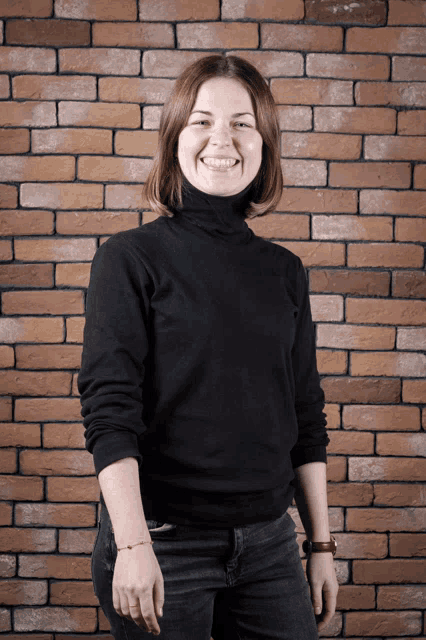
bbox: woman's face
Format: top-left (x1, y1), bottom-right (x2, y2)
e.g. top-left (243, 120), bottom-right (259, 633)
top-left (177, 77), bottom-right (263, 197)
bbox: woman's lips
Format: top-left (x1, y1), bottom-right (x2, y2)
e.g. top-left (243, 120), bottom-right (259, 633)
top-left (200, 157), bottom-right (239, 171)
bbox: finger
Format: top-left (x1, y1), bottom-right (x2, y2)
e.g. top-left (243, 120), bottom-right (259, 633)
top-left (153, 576), bottom-right (164, 619)
top-left (140, 593), bottom-right (161, 635)
top-left (112, 586), bottom-right (124, 618)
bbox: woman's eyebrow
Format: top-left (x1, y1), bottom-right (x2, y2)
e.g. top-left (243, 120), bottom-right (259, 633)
top-left (190, 110), bottom-right (255, 118)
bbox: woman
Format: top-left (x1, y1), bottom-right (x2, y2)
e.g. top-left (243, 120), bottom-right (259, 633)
top-left (78, 54), bottom-right (339, 640)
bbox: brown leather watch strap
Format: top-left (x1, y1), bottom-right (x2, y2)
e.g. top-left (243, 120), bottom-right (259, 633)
top-left (302, 534), bottom-right (337, 556)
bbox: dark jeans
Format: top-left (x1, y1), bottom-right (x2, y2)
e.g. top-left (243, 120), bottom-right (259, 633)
top-left (92, 504), bottom-right (319, 640)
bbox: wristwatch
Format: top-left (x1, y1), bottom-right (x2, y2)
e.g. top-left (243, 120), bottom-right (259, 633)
top-left (302, 534), bottom-right (337, 556)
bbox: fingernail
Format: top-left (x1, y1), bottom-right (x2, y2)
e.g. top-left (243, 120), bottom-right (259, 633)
top-left (315, 607), bottom-right (321, 614)
top-left (159, 608), bottom-right (163, 617)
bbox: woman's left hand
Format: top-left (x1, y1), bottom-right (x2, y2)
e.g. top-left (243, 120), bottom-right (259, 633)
top-left (306, 551), bottom-right (339, 633)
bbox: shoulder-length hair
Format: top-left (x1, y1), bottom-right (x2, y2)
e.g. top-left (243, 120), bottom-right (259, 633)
top-left (143, 54), bottom-right (283, 219)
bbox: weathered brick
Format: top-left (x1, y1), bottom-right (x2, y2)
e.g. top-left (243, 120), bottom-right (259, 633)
top-left (177, 23), bottom-right (258, 49)
top-left (306, 0), bottom-right (386, 24)
top-left (0, 75), bottom-right (8, 98)
top-left (15, 345), bottom-right (82, 370)
top-left (57, 211), bottom-right (138, 236)
top-left (225, 52), bottom-right (304, 81)
top-left (346, 298), bottom-right (426, 325)
top-left (397, 327), bottom-right (426, 351)
top-left (47, 477), bottom-right (99, 502)
top-left (142, 105), bottom-right (161, 129)
top-left (377, 433), bottom-right (426, 457)
top-left (77, 156), bottom-right (152, 182)
top-left (0, 46), bottom-right (55, 72)
top-left (0, 101), bottom-right (56, 127)
top-left (316, 349), bottom-right (347, 374)
top-left (16, 503), bottom-right (94, 527)
top-left (347, 27), bottom-right (426, 54)
top-left (414, 164), bottom-right (426, 187)
top-left (0, 185), bottom-right (17, 208)
top-left (0, 370), bottom-right (70, 395)
top-left (142, 50), bottom-right (213, 77)
top-left (139, 0), bottom-right (218, 20)
top-left (0, 528), bottom-right (54, 552)
top-left (0, 579), bottom-right (47, 605)
top-left (278, 106), bottom-right (312, 131)
top-left (388, 0), bottom-right (426, 25)
top-left (351, 351), bottom-right (426, 377)
top-left (0, 156), bottom-right (75, 182)
top-left (282, 132), bottom-right (361, 159)
top-left (59, 528), bottom-right (97, 554)
top-left (312, 214), bottom-right (392, 240)
top-left (310, 295), bottom-right (343, 321)
top-left (66, 317), bottom-right (85, 343)
top-left (6, 19), bottom-right (90, 46)
top-left (276, 241), bottom-right (345, 266)
top-left (392, 270), bottom-right (426, 299)
top-left (43, 423), bottom-right (85, 448)
top-left (344, 405), bottom-right (420, 431)
top-left (327, 483), bottom-right (374, 507)
top-left (395, 219), bottom-right (426, 243)
top-left (58, 101), bottom-right (140, 127)
top-left (317, 324), bottom-right (395, 350)
top-left (390, 534), bottom-right (426, 557)
top-left (223, 0), bottom-right (303, 19)
top-left (314, 106), bottom-right (396, 134)
top-left (271, 78), bottom-right (353, 105)
top-left (281, 160), bottom-right (326, 186)
top-left (0, 129), bottom-right (30, 154)
top-left (13, 75), bottom-right (96, 101)
top-left (32, 128), bottom-right (112, 154)
top-left (59, 48), bottom-right (140, 75)
top-left (14, 606), bottom-right (96, 632)
top-left (310, 269), bottom-right (390, 295)
top-left (346, 611), bottom-right (422, 635)
top-left (365, 135), bottom-right (426, 161)
top-left (330, 162), bottom-right (410, 187)
top-left (21, 183), bottom-right (103, 209)
top-left (0, 398), bottom-right (12, 421)
top-left (307, 53), bottom-right (389, 79)
top-left (262, 24), bottom-right (343, 52)
top-left (99, 77), bottom-right (172, 103)
top-left (360, 190), bottom-right (426, 216)
top-left (0, 239), bottom-right (12, 261)
top-left (0, 345), bottom-right (14, 366)
top-left (0, 607), bottom-right (11, 630)
top-left (0, 1), bottom-right (52, 17)
top-left (398, 110), bottom-right (426, 135)
top-left (321, 377), bottom-right (401, 404)
top-left (0, 474), bottom-right (43, 500)
top-left (55, 0), bottom-right (137, 20)
top-left (2, 291), bottom-right (83, 315)
top-left (50, 581), bottom-right (97, 606)
top-left (375, 483), bottom-right (426, 505)
top-left (0, 318), bottom-right (63, 343)
top-left (327, 430), bottom-right (373, 455)
top-left (355, 81), bottom-right (426, 106)
top-left (349, 460), bottom-right (426, 483)
top-left (393, 56), bottom-right (426, 81)
top-left (277, 188), bottom-right (357, 212)
top-left (115, 131), bottom-right (158, 156)
top-left (403, 379), bottom-right (426, 403)
top-left (55, 263), bottom-right (91, 287)
top-left (93, 21), bottom-right (173, 47)
top-left (105, 184), bottom-right (147, 209)
top-left (378, 585), bottom-right (426, 608)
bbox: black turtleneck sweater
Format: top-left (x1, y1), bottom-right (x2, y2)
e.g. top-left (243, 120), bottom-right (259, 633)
top-left (77, 180), bottom-right (329, 528)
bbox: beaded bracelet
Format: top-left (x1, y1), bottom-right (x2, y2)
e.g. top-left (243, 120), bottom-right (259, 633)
top-left (117, 540), bottom-right (154, 551)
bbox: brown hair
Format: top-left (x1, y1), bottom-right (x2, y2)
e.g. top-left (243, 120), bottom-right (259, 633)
top-left (143, 54), bottom-right (283, 219)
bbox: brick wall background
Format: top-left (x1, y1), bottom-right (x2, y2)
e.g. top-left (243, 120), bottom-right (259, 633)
top-left (0, 0), bottom-right (425, 638)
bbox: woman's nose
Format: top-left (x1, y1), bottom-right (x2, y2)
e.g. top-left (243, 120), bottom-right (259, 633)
top-left (209, 124), bottom-right (232, 146)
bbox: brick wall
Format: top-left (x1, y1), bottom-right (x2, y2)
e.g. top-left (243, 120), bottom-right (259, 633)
top-left (0, 0), bottom-right (425, 638)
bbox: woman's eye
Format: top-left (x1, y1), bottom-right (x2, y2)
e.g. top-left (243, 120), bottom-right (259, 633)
top-left (235, 122), bottom-right (251, 128)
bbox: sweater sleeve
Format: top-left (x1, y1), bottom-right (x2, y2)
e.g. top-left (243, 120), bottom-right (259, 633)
top-left (289, 257), bottom-right (330, 469)
top-left (77, 235), bottom-right (151, 478)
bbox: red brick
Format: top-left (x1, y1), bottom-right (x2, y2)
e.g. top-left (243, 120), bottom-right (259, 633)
top-left (77, 156), bottom-right (151, 182)
top-left (414, 164), bottom-right (426, 187)
top-left (20, 183), bottom-right (103, 209)
top-left (328, 430), bottom-right (373, 455)
top-left (2, 291), bottom-right (83, 315)
top-left (0, 397), bottom-right (12, 421)
top-left (13, 74), bottom-right (96, 100)
top-left (246, 213), bottom-right (309, 239)
top-left (55, 263), bottom-right (91, 287)
top-left (223, 0), bottom-right (302, 19)
top-left (0, 47), bottom-right (56, 73)
top-left (105, 184), bottom-right (147, 209)
top-left (57, 212), bottom-right (138, 236)
top-left (0, 101), bottom-right (56, 127)
top-left (66, 318), bottom-right (85, 343)
top-left (0, 579), bottom-right (47, 605)
top-left (307, 53), bottom-right (389, 79)
top-left (397, 327), bottom-right (426, 350)
top-left (321, 377), bottom-right (401, 403)
top-left (360, 190), bottom-right (426, 215)
top-left (0, 474), bottom-right (43, 500)
top-left (6, 19), bottom-right (90, 46)
top-left (43, 423), bottom-right (85, 448)
top-left (0, 259), bottom-right (54, 288)
top-left (32, 128), bottom-right (112, 154)
top-left (50, 581), bottom-right (97, 606)
top-left (281, 160), bottom-right (326, 186)
top-left (365, 135), bottom-right (426, 161)
top-left (16, 503), bottom-right (95, 527)
top-left (0, 528), bottom-right (54, 552)
top-left (142, 105), bottom-right (161, 129)
top-left (347, 297), bottom-right (426, 325)
top-left (310, 295), bottom-right (344, 321)
top-left (314, 106), bottom-right (396, 134)
top-left (375, 483), bottom-right (426, 506)
top-left (226, 51), bottom-right (303, 78)
top-left (332, 162), bottom-right (410, 187)
top-left (139, 0), bottom-right (218, 19)
top-left (346, 611), bottom-right (422, 636)
top-left (0, 1), bottom-right (52, 17)
top-left (115, 131), bottom-right (158, 157)
top-left (58, 101), bottom-right (140, 127)
top-left (282, 132), bottom-right (361, 160)
top-left (313, 214), bottom-right (392, 240)
top-left (395, 219), bottom-right (426, 243)
top-left (0, 209), bottom-right (53, 236)
top-left (403, 379), bottom-right (426, 403)
top-left (0, 423), bottom-right (40, 447)
top-left (262, 24), bottom-right (343, 52)
top-left (0, 156), bottom-right (74, 182)
top-left (378, 585), bottom-right (426, 609)
top-left (355, 81), bottom-right (426, 106)
top-left (14, 238), bottom-right (95, 262)
top-left (55, 0), bottom-right (137, 20)
top-left (393, 270), bottom-right (426, 299)
top-left (393, 56), bottom-right (426, 81)
top-left (276, 241), bottom-right (345, 266)
top-left (350, 459), bottom-right (426, 482)
top-left (0, 239), bottom-right (12, 260)
top-left (271, 78), bottom-right (352, 105)
top-left (0, 129), bottom-right (29, 153)
top-left (93, 21), bottom-right (173, 47)
top-left (278, 106), bottom-right (311, 131)
top-left (0, 451), bottom-right (17, 474)
top-left (317, 324), bottom-right (395, 350)
top-left (388, 0), bottom-right (426, 25)
top-left (377, 433), bottom-right (426, 457)
top-left (47, 477), bottom-right (99, 502)
top-left (0, 185), bottom-right (17, 207)
top-left (389, 535), bottom-right (426, 557)
top-left (306, 0), bottom-right (386, 24)
top-left (348, 27), bottom-right (426, 54)
top-left (14, 606), bottom-right (96, 633)
top-left (177, 23), bottom-right (258, 49)
top-left (0, 608), bottom-right (11, 631)
top-left (0, 345), bottom-right (14, 366)
top-left (0, 317), bottom-right (63, 343)
top-left (59, 528), bottom-right (97, 554)
top-left (343, 405), bottom-right (420, 431)
top-left (142, 50), bottom-right (213, 77)
top-left (398, 110), bottom-right (426, 135)
top-left (329, 274), bottom-right (378, 303)
top-left (99, 77), bottom-right (172, 103)
top-left (317, 349), bottom-right (347, 374)
top-left (351, 351), bottom-right (426, 377)
top-left (60, 48), bottom-right (140, 75)
top-left (348, 243), bottom-right (423, 268)
top-left (277, 187), bottom-right (357, 212)
top-left (15, 345), bottom-right (82, 370)
top-left (327, 483), bottom-right (373, 506)
top-left (15, 399), bottom-right (82, 423)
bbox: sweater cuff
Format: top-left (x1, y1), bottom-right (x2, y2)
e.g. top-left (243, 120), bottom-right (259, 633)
top-left (91, 432), bottom-right (143, 478)
top-left (291, 445), bottom-right (327, 470)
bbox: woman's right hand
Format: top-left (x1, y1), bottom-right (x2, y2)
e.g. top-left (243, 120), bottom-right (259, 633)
top-left (112, 543), bottom-right (164, 636)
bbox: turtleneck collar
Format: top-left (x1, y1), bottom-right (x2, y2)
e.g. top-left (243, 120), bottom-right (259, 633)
top-left (171, 177), bottom-right (254, 244)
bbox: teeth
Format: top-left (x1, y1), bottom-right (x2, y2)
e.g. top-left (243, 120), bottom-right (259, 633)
top-left (202, 157), bottom-right (237, 168)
